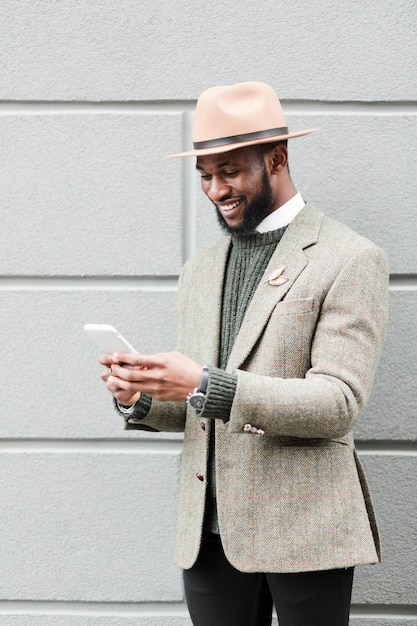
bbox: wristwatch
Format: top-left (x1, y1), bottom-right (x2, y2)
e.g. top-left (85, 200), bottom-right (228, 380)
top-left (186, 366), bottom-right (209, 413)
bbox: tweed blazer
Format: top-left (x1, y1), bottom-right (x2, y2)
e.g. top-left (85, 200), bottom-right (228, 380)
top-left (125, 203), bottom-right (389, 573)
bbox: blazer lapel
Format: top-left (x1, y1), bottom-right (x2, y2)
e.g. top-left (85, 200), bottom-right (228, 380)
top-left (226, 204), bottom-right (324, 371)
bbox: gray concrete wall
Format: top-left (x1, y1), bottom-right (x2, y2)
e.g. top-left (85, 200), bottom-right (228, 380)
top-left (0, 0), bottom-right (416, 623)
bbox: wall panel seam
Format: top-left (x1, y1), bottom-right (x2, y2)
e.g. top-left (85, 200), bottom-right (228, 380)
top-left (0, 101), bottom-right (416, 115)
top-left (0, 440), bottom-right (415, 454)
top-left (0, 275), bottom-right (415, 290)
top-left (0, 601), bottom-right (189, 616)
top-left (0, 600), bottom-right (415, 618)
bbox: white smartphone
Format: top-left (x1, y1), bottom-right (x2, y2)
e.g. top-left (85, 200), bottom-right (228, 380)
top-left (83, 324), bottom-right (137, 353)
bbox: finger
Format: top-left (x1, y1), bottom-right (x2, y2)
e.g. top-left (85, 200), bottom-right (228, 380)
top-left (111, 362), bottom-right (148, 382)
top-left (112, 352), bottom-right (157, 369)
top-left (111, 352), bottom-right (141, 366)
top-left (106, 375), bottom-right (129, 393)
top-left (99, 352), bottom-right (115, 366)
top-left (102, 364), bottom-right (114, 378)
top-left (104, 374), bottom-right (141, 405)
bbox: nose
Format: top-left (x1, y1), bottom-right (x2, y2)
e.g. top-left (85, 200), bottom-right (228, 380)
top-left (207, 177), bottom-right (231, 203)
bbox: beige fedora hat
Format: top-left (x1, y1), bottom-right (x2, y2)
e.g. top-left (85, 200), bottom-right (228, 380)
top-left (167, 81), bottom-right (318, 158)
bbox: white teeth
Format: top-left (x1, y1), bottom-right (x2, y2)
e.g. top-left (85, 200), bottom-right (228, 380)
top-left (222, 200), bottom-right (241, 212)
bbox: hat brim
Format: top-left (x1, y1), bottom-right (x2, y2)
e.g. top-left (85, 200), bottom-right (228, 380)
top-left (166, 127), bottom-right (319, 158)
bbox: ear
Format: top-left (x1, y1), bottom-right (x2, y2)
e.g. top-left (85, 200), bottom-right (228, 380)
top-left (269, 145), bottom-right (288, 174)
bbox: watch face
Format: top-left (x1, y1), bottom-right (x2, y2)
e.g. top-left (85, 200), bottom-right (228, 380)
top-left (189, 393), bottom-right (205, 410)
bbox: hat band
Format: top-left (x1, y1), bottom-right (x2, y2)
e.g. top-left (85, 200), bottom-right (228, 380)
top-left (193, 126), bottom-right (289, 150)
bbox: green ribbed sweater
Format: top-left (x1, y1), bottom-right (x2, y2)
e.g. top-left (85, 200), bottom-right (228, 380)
top-left (201, 226), bottom-right (287, 532)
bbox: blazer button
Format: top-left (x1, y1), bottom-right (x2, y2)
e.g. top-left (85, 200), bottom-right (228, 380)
top-left (195, 472), bottom-right (204, 482)
top-left (200, 421), bottom-right (206, 431)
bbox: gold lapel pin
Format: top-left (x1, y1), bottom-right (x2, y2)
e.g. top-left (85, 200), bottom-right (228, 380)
top-left (265, 265), bottom-right (289, 286)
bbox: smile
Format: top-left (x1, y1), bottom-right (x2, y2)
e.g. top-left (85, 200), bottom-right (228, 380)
top-left (220, 199), bottom-right (243, 212)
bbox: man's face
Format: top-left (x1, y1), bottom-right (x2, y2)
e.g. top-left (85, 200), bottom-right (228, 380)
top-left (196, 146), bottom-right (275, 236)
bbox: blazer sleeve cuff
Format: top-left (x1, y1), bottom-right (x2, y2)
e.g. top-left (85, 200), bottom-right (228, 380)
top-left (113, 392), bottom-right (153, 424)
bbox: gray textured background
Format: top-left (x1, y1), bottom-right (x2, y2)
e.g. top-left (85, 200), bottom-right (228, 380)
top-left (0, 0), bottom-right (416, 623)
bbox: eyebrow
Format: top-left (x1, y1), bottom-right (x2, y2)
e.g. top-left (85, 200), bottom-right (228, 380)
top-left (196, 160), bottom-right (237, 172)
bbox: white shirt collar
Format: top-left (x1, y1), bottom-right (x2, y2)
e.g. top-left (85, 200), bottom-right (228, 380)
top-left (255, 192), bottom-right (305, 233)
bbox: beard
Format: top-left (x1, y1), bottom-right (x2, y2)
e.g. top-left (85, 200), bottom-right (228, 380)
top-left (215, 168), bottom-right (274, 237)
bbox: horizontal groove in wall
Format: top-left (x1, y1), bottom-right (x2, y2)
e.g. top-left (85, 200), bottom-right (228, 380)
top-left (0, 101), bottom-right (196, 114)
top-left (0, 438), bottom-right (183, 454)
top-left (0, 601), bottom-right (414, 618)
top-left (0, 274), bottom-right (415, 290)
top-left (355, 440), bottom-right (417, 455)
top-left (0, 439), bottom-right (415, 455)
top-left (389, 274), bottom-right (417, 290)
top-left (0, 276), bottom-right (179, 291)
top-left (286, 101), bottom-right (417, 116)
top-left (0, 100), bottom-right (416, 115)
top-left (351, 604), bottom-right (417, 617)
top-left (0, 601), bottom-right (188, 616)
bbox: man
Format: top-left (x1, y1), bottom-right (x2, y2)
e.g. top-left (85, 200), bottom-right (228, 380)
top-left (100, 82), bottom-right (388, 625)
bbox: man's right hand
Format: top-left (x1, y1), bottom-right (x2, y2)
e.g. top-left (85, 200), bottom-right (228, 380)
top-left (99, 352), bottom-right (141, 407)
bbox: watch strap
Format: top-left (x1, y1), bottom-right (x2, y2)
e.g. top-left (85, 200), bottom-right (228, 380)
top-left (186, 366), bottom-right (209, 412)
top-left (197, 366), bottom-right (209, 394)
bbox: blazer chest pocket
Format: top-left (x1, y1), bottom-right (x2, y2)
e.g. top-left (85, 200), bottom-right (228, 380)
top-left (273, 296), bottom-right (316, 315)
top-left (248, 297), bottom-right (319, 377)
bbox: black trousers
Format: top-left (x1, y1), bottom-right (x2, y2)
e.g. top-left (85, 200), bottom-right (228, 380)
top-left (183, 532), bottom-right (354, 626)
